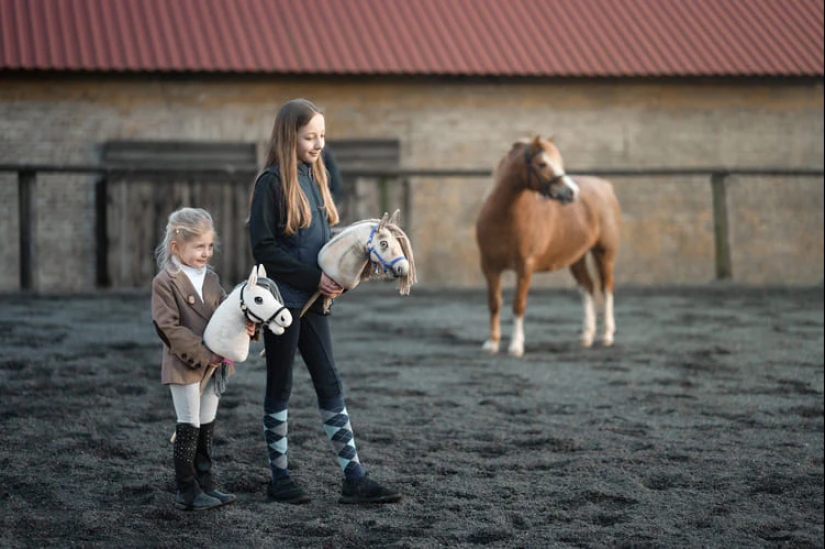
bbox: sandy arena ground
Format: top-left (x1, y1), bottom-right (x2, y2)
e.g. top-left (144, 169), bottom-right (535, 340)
top-left (0, 283), bottom-right (822, 548)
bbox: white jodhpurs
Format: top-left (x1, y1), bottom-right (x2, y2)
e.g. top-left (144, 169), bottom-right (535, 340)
top-left (169, 378), bottom-right (220, 426)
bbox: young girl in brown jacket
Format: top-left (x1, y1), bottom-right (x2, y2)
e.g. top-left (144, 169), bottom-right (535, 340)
top-left (152, 207), bottom-right (251, 511)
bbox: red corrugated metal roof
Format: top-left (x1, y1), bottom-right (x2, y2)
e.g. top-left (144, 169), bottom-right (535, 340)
top-left (1, 0), bottom-right (822, 77)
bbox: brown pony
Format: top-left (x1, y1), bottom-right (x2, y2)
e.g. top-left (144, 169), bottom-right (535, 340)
top-left (475, 136), bottom-right (621, 356)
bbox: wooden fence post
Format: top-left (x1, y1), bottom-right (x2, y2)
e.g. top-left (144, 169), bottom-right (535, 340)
top-left (378, 176), bottom-right (390, 215)
top-left (402, 178), bottom-right (411, 229)
top-left (18, 170), bottom-right (37, 291)
top-left (95, 175), bottom-right (110, 287)
top-left (711, 172), bottom-right (732, 280)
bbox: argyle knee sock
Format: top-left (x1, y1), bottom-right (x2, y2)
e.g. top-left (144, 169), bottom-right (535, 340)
top-left (320, 400), bottom-right (365, 481)
top-left (264, 408), bottom-right (289, 480)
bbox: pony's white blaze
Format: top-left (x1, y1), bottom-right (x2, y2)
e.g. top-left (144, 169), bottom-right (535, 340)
top-left (509, 315), bottom-right (525, 357)
top-left (542, 152), bottom-right (580, 201)
top-left (562, 175), bottom-right (580, 200)
top-left (541, 152), bottom-right (564, 180)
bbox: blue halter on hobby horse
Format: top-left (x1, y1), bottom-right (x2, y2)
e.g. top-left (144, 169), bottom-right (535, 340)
top-left (366, 225), bottom-right (407, 275)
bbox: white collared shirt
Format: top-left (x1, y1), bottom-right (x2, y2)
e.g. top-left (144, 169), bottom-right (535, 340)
top-left (180, 263), bottom-right (206, 302)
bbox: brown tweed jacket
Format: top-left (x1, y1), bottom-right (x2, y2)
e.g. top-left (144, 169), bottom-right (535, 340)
top-left (151, 267), bottom-right (234, 385)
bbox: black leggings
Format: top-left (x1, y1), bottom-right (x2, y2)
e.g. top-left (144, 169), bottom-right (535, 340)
top-left (262, 308), bottom-right (343, 412)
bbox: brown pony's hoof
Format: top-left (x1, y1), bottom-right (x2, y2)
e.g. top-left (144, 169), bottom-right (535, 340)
top-left (481, 340), bottom-right (500, 354)
top-left (580, 338), bottom-right (594, 348)
top-left (507, 341), bottom-right (524, 357)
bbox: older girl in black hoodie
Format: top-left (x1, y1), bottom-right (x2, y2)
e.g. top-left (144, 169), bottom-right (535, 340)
top-left (248, 98), bottom-right (400, 505)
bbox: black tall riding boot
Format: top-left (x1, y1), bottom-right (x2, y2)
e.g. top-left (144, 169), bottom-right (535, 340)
top-left (174, 423), bottom-right (221, 511)
top-left (195, 421), bottom-right (236, 505)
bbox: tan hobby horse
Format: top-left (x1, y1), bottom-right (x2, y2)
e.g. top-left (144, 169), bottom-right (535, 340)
top-left (300, 210), bottom-right (417, 316)
top-left (476, 136), bottom-right (621, 356)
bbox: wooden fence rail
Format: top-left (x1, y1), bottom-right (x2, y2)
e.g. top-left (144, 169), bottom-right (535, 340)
top-left (1, 164), bottom-right (822, 291)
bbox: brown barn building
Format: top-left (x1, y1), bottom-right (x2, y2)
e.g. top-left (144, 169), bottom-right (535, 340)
top-left (1, 0), bottom-right (823, 292)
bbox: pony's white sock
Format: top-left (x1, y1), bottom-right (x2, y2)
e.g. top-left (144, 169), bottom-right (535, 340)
top-left (580, 290), bottom-right (596, 347)
top-left (602, 291), bottom-right (615, 345)
top-left (509, 316), bottom-right (525, 356)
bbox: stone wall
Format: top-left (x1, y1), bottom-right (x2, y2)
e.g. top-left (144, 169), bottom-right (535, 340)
top-left (0, 76), bottom-right (822, 291)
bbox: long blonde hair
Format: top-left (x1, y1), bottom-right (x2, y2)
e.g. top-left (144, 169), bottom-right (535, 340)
top-left (255, 98), bottom-right (339, 235)
top-left (154, 207), bottom-right (216, 273)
